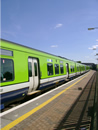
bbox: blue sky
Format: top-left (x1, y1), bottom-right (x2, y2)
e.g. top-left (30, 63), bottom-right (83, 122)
top-left (1, 0), bottom-right (98, 64)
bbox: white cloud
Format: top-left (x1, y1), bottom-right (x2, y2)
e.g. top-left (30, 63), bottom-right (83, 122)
top-left (96, 39), bottom-right (98, 42)
top-left (54, 23), bottom-right (63, 29)
top-left (51, 45), bottom-right (58, 48)
top-left (88, 45), bottom-right (98, 50)
top-left (88, 47), bottom-right (96, 50)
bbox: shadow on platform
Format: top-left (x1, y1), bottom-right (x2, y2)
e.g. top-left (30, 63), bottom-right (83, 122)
top-left (55, 72), bottom-right (96, 130)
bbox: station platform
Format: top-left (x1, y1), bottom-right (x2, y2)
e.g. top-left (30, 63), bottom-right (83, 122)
top-left (0, 70), bottom-right (97, 130)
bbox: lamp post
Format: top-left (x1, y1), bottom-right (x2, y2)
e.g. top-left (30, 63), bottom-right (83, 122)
top-left (88, 27), bottom-right (98, 30)
top-left (88, 27), bottom-right (98, 64)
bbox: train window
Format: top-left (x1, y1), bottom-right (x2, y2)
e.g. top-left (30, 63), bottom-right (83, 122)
top-left (34, 63), bottom-right (38, 76)
top-left (0, 58), bottom-right (14, 82)
top-left (55, 64), bottom-right (59, 74)
top-left (28, 62), bottom-right (32, 77)
top-left (60, 65), bottom-right (64, 74)
top-left (47, 63), bottom-right (53, 76)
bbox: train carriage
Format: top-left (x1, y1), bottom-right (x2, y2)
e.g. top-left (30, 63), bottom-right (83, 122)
top-left (0, 39), bottom-right (90, 110)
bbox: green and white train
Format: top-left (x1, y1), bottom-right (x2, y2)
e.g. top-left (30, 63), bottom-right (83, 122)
top-left (0, 39), bottom-right (90, 110)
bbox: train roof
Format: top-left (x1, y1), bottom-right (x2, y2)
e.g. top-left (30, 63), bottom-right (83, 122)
top-left (1, 39), bottom-right (70, 60)
top-left (0, 39), bottom-right (87, 66)
top-left (1, 39), bottom-right (64, 58)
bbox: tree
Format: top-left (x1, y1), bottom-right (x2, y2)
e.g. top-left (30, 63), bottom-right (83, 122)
top-left (77, 61), bottom-right (81, 63)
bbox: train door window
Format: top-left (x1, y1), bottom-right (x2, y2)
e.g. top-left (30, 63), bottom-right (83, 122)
top-left (28, 62), bottom-right (32, 77)
top-left (79, 66), bottom-right (81, 71)
top-left (55, 64), bottom-right (59, 74)
top-left (73, 66), bottom-right (74, 72)
top-left (0, 58), bottom-right (14, 82)
top-left (66, 63), bottom-right (69, 74)
top-left (47, 63), bottom-right (53, 76)
top-left (34, 63), bottom-right (38, 76)
top-left (60, 65), bottom-right (64, 74)
top-left (77, 66), bottom-right (79, 71)
top-left (71, 66), bottom-right (73, 72)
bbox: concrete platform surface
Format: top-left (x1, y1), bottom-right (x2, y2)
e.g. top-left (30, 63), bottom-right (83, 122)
top-left (0, 70), bottom-right (96, 130)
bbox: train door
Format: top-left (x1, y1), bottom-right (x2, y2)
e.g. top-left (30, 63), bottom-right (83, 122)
top-left (79, 66), bottom-right (81, 74)
top-left (66, 63), bottom-right (69, 78)
top-left (85, 66), bottom-right (86, 71)
top-left (28, 58), bottom-right (39, 93)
